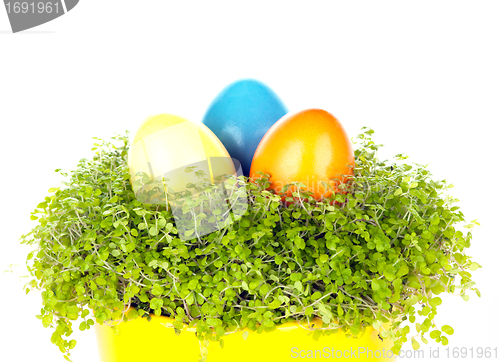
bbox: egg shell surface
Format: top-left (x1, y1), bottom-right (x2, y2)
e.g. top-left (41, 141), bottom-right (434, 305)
top-left (250, 109), bottom-right (355, 200)
top-left (128, 114), bottom-right (234, 197)
top-left (202, 79), bottom-right (287, 176)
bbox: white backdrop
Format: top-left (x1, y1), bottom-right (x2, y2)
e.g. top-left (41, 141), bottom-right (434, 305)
top-left (1, 1), bottom-right (499, 361)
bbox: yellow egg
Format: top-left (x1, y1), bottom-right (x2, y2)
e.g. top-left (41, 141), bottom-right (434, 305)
top-left (128, 114), bottom-right (235, 204)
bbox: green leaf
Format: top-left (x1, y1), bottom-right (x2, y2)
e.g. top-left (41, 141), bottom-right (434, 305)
top-left (371, 279), bottom-right (382, 291)
top-left (429, 297), bottom-right (442, 307)
top-left (411, 338), bottom-right (420, 350)
top-left (149, 226), bottom-right (158, 236)
top-left (268, 299), bottom-right (282, 309)
top-left (405, 295), bottom-right (419, 306)
top-left (441, 325), bottom-right (454, 335)
top-left (372, 321), bottom-right (382, 329)
top-left (469, 262), bottom-right (481, 271)
top-left (325, 238), bottom-right (335, 251)
top-left (430, 330), bottom-right (441, 339)
top-left (42, 314), bottom-right (53, 328)
top-left (150, 298), bottom-right (163, 310)
top-left (152, 284), bottom-right (164, 296)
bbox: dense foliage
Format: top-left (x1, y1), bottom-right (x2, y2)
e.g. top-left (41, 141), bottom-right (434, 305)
top-left (21, 128), bottom-right (480, 361)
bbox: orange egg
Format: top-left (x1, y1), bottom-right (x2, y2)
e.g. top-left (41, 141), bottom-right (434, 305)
top-left (250, 108), bottom-right (355, 200)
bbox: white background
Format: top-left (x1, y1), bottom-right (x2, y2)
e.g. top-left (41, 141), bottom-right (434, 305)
top-left (1, 1), bottom-right (499, 361)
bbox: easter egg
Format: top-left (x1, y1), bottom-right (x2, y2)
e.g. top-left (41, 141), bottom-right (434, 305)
top-left (128, 114), bottom-right (247, 241)
top-left (202, 79), bottom-right (287, 177)
top-left (128, 114), bottom-right (235, 202)
top-left (250, 109), bottom-right (355, 200)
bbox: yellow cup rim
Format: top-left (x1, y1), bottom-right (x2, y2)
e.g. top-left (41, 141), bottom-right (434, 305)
top-left (103, 306), bottom-right (369, 336)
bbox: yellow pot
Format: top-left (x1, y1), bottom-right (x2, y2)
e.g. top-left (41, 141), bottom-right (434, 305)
top-left (94, 311), bottom-right (396, 362)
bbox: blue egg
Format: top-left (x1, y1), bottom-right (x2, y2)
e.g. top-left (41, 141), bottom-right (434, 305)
top-left (202, 79), bottom-right (287, 176)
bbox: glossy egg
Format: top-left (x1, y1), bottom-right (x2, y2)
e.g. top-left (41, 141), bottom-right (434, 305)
top-left (202, 79), bottom-right (287, 176)
top-left (128, 114), bottom-right (235, 201)
top-left (250, 109), bottom-right (355, 200)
